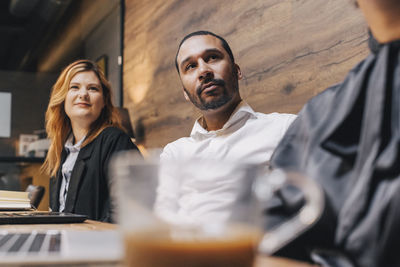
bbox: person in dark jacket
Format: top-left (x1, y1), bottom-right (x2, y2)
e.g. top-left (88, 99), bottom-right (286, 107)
top-left (270, 1), bottom-right (400, 266)
top-left (42, 59), bottom-right (140, 222)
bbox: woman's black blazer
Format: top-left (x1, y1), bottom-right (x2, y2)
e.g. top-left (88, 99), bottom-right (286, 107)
top-left (49, 127), bottom-right (139, 222)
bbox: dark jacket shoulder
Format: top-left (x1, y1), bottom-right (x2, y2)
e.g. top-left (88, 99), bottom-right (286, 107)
top-left (89, 126), bottom-right (137, 152)
top-left (96, 126), bottom-right (131, 142)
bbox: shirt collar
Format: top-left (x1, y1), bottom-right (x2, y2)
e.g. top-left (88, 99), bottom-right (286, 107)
top-left (64, 134), bottom-right (86, 153)
top-left (190, 101), bottom-right (256, 138)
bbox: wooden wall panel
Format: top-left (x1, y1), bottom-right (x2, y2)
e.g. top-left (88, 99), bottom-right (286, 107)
top-left (124, 0), bottom-right (369, 148)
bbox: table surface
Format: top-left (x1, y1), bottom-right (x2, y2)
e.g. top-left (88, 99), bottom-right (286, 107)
top-left (0, 219), bottom-right (315, 267)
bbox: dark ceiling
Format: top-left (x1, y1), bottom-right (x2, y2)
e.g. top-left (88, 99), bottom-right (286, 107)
top-left (0, 0), bottom-right (73, 72)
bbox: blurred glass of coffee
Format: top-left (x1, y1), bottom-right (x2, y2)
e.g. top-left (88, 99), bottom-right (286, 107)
top-left (110, 151), bottom-right (323, 267)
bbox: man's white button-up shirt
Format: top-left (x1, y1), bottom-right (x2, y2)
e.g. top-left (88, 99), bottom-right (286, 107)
top-left (155, 101), bottom-right (296, 224)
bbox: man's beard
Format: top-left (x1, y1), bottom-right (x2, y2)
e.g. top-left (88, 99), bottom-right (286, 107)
top-left (184, 78), bottom-right (237, 111)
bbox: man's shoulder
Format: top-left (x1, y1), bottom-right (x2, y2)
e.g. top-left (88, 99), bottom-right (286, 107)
top-left (243, 111), bottom-right (297, 138)
top-left (255, 111), bottom-right (296, 118)
top-left (161, 136), bottom-right (194, 159)
top-left (240, 102), bottom-right (295, 120)
top-left (164, 136), bottom-right (193, 149)
top-left (253, 111), bottom-right (296, 124)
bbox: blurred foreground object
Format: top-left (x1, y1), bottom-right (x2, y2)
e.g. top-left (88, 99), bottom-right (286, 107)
top-left (110, 151), bottom-right (323, 267)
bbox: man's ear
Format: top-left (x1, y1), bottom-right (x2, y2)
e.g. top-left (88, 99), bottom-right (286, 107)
top-left (183, 89), bottom-right (190, 101)
top-left (235, 64), bottom-right (243, 80)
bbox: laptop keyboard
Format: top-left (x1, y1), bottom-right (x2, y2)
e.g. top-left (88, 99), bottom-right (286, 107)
top-left (0, 231), bottom-right (62, 254)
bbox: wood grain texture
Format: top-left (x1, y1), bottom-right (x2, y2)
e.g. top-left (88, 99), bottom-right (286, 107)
top-left (123, 0), bottom-right (370, 148)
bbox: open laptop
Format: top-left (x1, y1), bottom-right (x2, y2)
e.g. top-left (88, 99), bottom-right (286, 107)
top-left (0, 229), bottom-right (123, 265)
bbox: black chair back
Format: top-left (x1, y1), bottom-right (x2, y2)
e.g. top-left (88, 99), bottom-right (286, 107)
top-left (26, 184), bottom-right (45, 209)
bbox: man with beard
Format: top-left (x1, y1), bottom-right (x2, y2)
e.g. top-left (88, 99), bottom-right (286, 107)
top-left (154, 31), bottom-right (296, 224)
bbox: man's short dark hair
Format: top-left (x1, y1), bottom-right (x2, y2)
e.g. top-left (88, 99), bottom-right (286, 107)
top-left (175, 31), bottom-right (235, 73)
